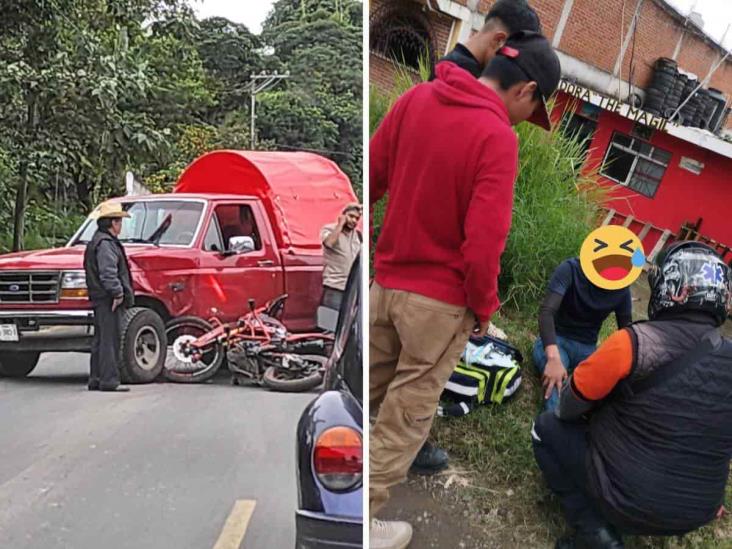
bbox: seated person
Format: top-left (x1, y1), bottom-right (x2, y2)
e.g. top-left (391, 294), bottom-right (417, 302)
top-left (533, 256), bottom-right (632, 411)
top-left (532, 242), bottom-right (732, 549)
top-left (220, 207), bottom-right (260, 251)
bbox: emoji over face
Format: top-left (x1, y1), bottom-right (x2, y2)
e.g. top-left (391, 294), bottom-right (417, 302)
top-left (579, 226), bottom-right (645, 290)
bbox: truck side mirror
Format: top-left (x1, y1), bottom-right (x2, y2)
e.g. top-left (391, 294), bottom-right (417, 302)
top-left (227, 236), bottom-right (255, 255)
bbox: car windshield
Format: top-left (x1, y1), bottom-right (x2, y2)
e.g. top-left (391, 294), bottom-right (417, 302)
top-left (73, 201), bottom-right (204, 246)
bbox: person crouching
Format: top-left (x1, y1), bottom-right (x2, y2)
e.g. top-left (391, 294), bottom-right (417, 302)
top-left (532, 241), bottom-right (732, 548)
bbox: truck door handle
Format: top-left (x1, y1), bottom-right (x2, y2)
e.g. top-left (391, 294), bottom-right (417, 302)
top-left (257, 260), bottom-right (275, 267)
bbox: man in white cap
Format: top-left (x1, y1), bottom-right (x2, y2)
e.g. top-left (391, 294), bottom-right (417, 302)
top-left (83, 203), bottom-right (134, 392)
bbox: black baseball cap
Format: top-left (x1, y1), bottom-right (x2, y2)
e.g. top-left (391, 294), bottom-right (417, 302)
top-left (496, 31), bottom-right (561, 130)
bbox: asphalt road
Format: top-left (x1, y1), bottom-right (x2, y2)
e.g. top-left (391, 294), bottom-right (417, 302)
top-left (0, 353), bottom-right (314, 549)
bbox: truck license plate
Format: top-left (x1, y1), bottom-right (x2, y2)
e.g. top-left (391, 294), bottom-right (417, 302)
top-left (0, 324), bottom-right (18, 342)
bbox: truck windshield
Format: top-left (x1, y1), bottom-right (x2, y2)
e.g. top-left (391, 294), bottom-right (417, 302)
top-left (73, 201), bottom-right (204, 246)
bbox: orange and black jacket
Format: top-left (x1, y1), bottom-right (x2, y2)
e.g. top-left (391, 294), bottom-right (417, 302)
top-left (557, 315), bottom-right (732, 536)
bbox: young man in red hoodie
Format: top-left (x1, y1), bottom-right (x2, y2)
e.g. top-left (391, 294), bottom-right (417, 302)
top-left (417, 0), bottom-right (543, 478)
top-left (369, 31), bottom-right (561, 549)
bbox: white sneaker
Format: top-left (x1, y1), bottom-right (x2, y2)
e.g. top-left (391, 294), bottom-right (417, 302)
top-left (370, 519), bottom-right (413, 549)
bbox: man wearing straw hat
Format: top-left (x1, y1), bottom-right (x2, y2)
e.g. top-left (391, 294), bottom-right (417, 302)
top-left (83, 202), bottom-right (134, 392)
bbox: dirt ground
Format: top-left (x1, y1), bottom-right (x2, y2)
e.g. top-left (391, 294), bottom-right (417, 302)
top-left (381, 476), bottom-right (490, 549)
top-left (381, 469), bottom-right (557, 549)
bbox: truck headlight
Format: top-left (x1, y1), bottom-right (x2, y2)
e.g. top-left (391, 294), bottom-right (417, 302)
top-left (60, 271), bottom-right (88, 299)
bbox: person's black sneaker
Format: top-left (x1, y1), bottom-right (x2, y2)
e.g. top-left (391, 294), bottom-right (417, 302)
top-left (556, 526), bottom-right (623, 549)
top-left (409, 441), bottom-right (449, 475)
top-left (100, 385), bottom-right (130, 392)
top-left (87, 383), bottom-right (99, 391)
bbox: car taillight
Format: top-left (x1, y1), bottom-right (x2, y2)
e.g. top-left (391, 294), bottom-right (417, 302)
top-left (313, 426), bottom-right (362, 492)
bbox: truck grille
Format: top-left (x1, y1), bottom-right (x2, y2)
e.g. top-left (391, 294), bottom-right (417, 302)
top-left (0, 272), bottom-right (60, 304)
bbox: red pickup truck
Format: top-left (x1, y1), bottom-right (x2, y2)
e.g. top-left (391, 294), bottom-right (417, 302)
top-left (0, 150), bottom-right (358, 383)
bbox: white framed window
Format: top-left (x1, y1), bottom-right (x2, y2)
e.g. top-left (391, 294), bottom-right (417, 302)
top-left (601, 131), bottom-right (672, 198)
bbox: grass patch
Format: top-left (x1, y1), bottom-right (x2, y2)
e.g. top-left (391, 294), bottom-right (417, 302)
top-left (499, 119), bottom-right (605, 313)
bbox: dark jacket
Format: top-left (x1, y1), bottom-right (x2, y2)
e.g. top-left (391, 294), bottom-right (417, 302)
top-left (429, 44), bottom-right (482, 81)
top-left (538, 258), bottom-right (632, 346)
top-left (84, 229), bottom-right (134, 305)
top-left (586, 316), bottom-right (732, 536)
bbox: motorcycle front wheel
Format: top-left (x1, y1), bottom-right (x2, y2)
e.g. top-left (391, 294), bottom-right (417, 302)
top-left (163, 316), bottom-right (224, 383)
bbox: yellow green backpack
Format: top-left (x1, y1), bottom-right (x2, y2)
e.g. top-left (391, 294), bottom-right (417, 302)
top-left (439, 335), bottom-right (523, 417)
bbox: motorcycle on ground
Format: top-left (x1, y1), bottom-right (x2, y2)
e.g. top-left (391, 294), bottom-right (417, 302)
top-left (163, 295), bottom-right (333, 391)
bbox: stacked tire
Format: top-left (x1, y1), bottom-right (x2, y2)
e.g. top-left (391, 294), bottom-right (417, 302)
top-left (642, 58), bottom-right (724, 130)
top-left (644, 58), bottom-right (677, 115)
top-left (699, 90), bottom-right (718, 130)
top-left (662, 72), bottom-right (687, 118)
top-left (678, 78), bottom-right (702, 127)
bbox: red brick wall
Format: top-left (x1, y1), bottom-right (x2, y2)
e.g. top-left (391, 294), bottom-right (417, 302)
top-left (369, 0), bottom-right (732, 128)
top-left (530, 0), bottom-right (566, 40)
top-left (472, 0), bottom-right (565, 40)
top-left (540, 0), bottom-right (731, 129)
top-left (558, 0), bottom-right (637, 74)
top-left (678, 34), bottom-right (730, 91)
top-left (551, 0), bottom-right (732, 129)
top-left (615, 0), bottom-right (680, 90)
top-left (370, 53), bottom-right (401, 94)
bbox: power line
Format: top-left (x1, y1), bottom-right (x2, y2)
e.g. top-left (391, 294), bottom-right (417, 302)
top-left (272, 143), bottom-right (354, 157)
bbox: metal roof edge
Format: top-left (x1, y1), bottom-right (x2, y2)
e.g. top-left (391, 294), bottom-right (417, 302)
top-left (664, 125), bottom-right (732, 159)
top-left (652, 0), bottom-right (731, 58)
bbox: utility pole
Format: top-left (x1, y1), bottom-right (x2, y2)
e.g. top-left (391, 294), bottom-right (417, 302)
top-left (249, 70), bottom-right (290, 149)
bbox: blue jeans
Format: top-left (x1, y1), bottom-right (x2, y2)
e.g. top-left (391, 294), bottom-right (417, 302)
top-left (532, 335), bottom-right (596, 411)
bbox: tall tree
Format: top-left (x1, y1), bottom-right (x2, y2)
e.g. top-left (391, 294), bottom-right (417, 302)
top-left (0, 0), bottom-right (211, 249)
top-left (259, 0), bottom-right (363, 193)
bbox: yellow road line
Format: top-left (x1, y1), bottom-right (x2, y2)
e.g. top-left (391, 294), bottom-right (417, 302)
top-left (213, 500), bottom-right (257, 549)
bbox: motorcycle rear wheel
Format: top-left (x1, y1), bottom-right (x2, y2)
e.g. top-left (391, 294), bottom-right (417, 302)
top-left (262, 354), bottom-right (326, 393)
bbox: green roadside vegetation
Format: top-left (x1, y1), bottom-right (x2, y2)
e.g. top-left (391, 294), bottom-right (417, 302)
top-left (0, 0), bottom-right (362, 253)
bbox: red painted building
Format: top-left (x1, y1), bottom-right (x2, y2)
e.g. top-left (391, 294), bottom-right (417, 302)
top-left (555, 85), bottom-right (732, 261)
top-left (370, 0), bottom-right (732, 262)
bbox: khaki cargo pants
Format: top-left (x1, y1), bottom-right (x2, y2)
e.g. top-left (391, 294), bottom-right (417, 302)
top-left (369, 282), bottom-right (474, 516)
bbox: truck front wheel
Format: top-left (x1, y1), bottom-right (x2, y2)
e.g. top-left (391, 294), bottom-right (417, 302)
top-left (119, 308), bottom-right (166, 384)
top-left (0, 352), bottom-right (41, 378)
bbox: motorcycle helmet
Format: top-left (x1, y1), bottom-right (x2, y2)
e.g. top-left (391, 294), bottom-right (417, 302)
top-left (648, 240), bottom-right (731, 325)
